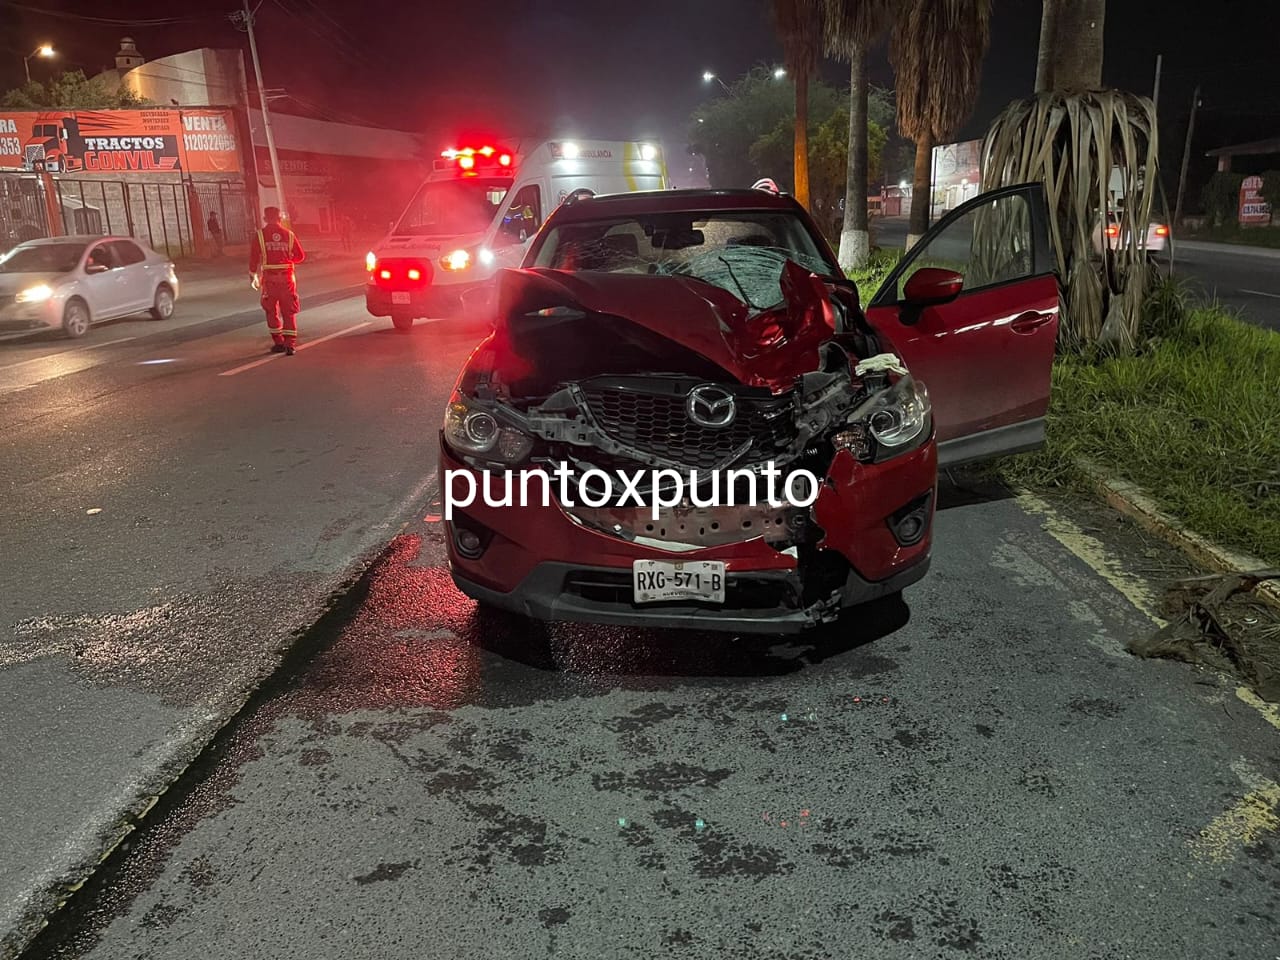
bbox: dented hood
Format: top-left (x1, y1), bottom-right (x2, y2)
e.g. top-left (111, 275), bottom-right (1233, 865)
top-left (493, 265), bottom-right (838, 390)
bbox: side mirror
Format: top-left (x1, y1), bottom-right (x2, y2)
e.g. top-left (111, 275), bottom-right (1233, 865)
top-left (85, 262), bottom-right (109, 275)
top-left (902, 267), bottom-right (963, 307)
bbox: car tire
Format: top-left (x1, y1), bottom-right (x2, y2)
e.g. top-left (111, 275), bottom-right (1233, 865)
top-left (391, 312), bottom-right (414, 331)
top-left (62, 298), bottom-right (90, 338)
top-left (150, 284), bottom-right (175, 320)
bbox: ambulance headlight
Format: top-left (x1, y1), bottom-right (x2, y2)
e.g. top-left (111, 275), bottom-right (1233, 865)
top-left (561, 142), bottom-right (580, 160)
top-left (442, 249), bottom-right (472, 271)
top-left (640, 143), bottom-right (657, 161)
top-left (478, 248), bottom-right (495, 266)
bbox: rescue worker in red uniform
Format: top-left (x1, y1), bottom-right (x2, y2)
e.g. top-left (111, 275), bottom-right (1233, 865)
top-left (248, 206), bottom-right (305, 355)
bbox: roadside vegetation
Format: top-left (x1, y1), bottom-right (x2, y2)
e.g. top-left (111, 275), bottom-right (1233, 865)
top-left (1185, 224), bottom-right (1280, 250)
top-left (996, 278), bottom-right (1280, 567)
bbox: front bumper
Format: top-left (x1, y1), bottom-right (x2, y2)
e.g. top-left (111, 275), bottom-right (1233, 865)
top-left (440, 436), bottom-right (937, 633)
top-left (452, 557), bottom-right (928, 635)
top-left (365, 279), bottom-right (493, 319)
top-left (0, 298), bottom-right (59, 333)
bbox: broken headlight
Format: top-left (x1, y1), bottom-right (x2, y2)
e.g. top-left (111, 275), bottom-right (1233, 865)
top-left (834, 376), bottom-right (931, 461)
top-left (443, 392), bottom-right (534, 464)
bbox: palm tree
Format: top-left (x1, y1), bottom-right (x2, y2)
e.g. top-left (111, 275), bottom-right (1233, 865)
top-left (890, 0), bottom-right (992, 247)
top-left (1035, 0), bottom-right (1105, 93)
top-left (772, 0), bottom-right (824, 211)
top-left (823, 0), bottom-right (896, 269)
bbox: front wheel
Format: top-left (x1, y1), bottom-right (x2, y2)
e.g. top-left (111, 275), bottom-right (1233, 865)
top-left (150, 284), bottom-right (175, 320)
top-left (391, 312), bottom-right (413, 331)
top-left (62, 298), bottom-right (90, 338)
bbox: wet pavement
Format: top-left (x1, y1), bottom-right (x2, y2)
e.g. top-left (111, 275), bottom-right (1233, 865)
top-left (20, 483), bottom-right (1280, 959)
top-left (0, 287), bottom-right (482, 956)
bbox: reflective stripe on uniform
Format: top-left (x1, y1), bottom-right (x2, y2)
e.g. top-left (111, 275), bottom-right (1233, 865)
top-left (257, 229), bottom-right (297, 270)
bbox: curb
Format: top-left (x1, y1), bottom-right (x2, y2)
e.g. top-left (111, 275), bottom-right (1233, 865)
top-left (1175, 239), bottom-right (1280, 260)
top-left (1074, 458), bottom-right (1280, 611)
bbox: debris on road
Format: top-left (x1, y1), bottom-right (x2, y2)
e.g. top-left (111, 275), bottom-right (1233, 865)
top-left (1130, 569), bottom-right (1280, 701)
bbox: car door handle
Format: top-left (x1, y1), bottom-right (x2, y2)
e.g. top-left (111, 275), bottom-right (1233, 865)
top-left (1010, 311), bottom-right (1054, 334)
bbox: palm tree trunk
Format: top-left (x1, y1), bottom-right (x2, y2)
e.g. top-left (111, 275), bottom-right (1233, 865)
top-left (1034, 0), bottom-right (1060, 93)
top-left (906, 135), bottom-right (931, 248)
top-left (839, 49), bottom-right (870, 270)
top-left (1045, 0), bottom-right (1105, 92)
top-left (794, 74), bottom-right (811, 210)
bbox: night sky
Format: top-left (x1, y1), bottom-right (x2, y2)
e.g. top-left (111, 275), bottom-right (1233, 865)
top-left (2, 0), bottom-right (1277, 182)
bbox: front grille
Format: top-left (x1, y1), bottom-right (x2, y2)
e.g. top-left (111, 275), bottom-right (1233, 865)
top-left (580, 377), bottom-right (796, 469)
top-left (23, 145), bottom-right (43, 164)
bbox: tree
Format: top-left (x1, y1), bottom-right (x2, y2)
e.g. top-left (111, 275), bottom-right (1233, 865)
top-left (688, 67), bottom-right (842, 190)
top-left (1034, 0), bottom-right (1105, 93)
top-left (1261, 170), bottom-right (1280, 226)
top-left (751, 103), bottom-right (886, 241)
top-left (823, 0), bottom-right (896, 270)
top-left (771, 0), bottom-right (825, 211)
top-left (890, 0), bottom-right (992, 247)
top-left (1, 71), bottom-right (151, 110)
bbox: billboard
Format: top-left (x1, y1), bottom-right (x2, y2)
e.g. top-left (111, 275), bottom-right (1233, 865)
top-left (0, 108), bottom-right (242, 175)
top-left (1239, 175), bottom-right (1271, 226)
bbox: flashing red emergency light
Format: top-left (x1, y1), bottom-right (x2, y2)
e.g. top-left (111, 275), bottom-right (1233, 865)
top-left (1104, 224), bottom-right (1120, 238)
top-left (1153, 224), bottom-right (1169, 237)
top-left (438, 145), bottom-right (515, 175)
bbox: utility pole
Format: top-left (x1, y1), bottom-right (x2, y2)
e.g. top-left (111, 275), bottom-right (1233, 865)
top-left (1173, 84), bottom-right (1200, 229)
top-left (236, 0), bottom-right (288, 225)
top-left (1152, 54), bottom-right (1162, 112)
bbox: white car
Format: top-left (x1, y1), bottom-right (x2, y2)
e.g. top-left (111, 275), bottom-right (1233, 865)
top-left (1091, 211), bottom-right (1170, 259)
top-left (0, 235), bottom-right (179, 339)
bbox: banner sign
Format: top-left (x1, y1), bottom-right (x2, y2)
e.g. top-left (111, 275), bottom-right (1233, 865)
top-left (0, 108), bottom-right (242, 175)
top-left (1239, 175), bottom-right (1271, 226)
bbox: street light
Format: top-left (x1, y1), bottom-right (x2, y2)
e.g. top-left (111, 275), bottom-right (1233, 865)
top-left (24, 44), bottom-right (55, 83)
top-left (701, 71), bottom-right (731, 93)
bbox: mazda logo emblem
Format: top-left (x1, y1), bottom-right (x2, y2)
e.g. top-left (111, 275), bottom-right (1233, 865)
top-left (686, 384), bottom-right (736, 429)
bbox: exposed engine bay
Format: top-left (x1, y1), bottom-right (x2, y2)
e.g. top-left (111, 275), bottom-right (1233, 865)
top-left (445, 265), bottom-right (932, 562)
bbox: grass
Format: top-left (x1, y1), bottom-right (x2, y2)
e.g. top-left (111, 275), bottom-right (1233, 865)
top-left (845, 248), bottom-right (903, 306)
top-left (1185, 223), bottom-right (1280, 249)
top-left (995, 278), bottom-right (1280, 567)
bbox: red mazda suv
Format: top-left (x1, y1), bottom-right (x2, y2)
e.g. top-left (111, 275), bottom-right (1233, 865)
top-left (439, 184), bottom-right (1058, 633)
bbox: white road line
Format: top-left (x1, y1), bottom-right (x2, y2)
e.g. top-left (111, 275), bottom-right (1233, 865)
top-left (85, 336), bottom-right (138, 350)
top-left (217, 321), bottom-right (371, 377)
top-left (0, 336), bottom-right (137, 371)
top-left (1238, 288), bottom-right (1280, 299)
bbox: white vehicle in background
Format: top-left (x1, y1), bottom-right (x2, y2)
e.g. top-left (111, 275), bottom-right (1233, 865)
top-left (0, 235), bottom-right (178, 339)
top-left (1091, 165), bottom-right (1171, 260)
top-left (364, 139), bottom-right (668, 329)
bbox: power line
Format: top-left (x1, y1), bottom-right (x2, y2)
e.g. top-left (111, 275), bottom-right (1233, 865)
top-left (0, 1), bottom-right (222, 26)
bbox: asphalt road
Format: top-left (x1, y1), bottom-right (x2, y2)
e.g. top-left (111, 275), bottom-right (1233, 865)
top-left (873, 216), bottom-right (1280, 332)
top-left (3, 266), bottom-right (1279, 959)
top-left (0, 267), bottom-right (486, 956)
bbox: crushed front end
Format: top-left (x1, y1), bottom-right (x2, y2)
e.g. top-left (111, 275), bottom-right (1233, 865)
top-left (440, 267), bottom-right (937, 634)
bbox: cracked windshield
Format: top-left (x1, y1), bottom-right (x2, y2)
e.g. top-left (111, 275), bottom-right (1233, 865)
top-left (1, 1), bottom-right (1277, 959)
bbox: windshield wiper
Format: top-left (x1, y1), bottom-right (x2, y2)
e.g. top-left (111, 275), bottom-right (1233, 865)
top-left (717, 256), bottom-right (765, 310)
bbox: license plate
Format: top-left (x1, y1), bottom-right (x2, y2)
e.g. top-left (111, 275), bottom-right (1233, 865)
top-left (391, 291), bottom-right (411, 304)
top-left (633, 560), bottom-right (726, 604)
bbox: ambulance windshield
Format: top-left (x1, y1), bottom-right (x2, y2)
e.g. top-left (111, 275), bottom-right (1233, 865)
top-left (393, 179), bottom-right (510, 237)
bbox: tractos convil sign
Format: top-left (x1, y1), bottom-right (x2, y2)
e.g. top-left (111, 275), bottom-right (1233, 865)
top-left (0, 108), bottom-right (242, 175)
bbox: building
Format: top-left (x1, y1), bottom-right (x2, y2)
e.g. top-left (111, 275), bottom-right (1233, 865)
top-left (91, 38), bottom-right (427, 235)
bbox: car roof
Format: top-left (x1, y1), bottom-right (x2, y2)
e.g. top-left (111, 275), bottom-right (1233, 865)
top-left (552, 188), bottom-right (802, 222)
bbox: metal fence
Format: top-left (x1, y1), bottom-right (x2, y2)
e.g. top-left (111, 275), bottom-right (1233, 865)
top-left (0, 174), bottom-right (249, 257)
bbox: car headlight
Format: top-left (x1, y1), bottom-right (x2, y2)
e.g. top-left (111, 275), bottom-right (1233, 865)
top-left (443, 393), bottom-right (533, 463)
top-left (16, 283), bottom-right (53, 303)
top-left (834, 376), bottom-right (931, 461)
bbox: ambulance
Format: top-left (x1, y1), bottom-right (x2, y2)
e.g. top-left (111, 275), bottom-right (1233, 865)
top-left (365, 139), bottom-right (669, 329)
